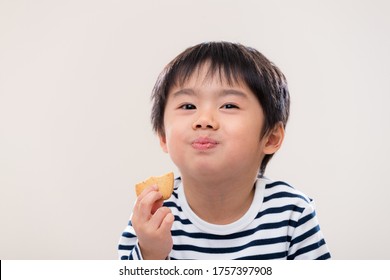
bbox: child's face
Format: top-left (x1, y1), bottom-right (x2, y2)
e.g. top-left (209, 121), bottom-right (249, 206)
top-left (159, 64), bottom-right (271, 181)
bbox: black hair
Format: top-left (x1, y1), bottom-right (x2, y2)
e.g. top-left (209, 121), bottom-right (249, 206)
top-left (151, 41), bottom-right (290, 177)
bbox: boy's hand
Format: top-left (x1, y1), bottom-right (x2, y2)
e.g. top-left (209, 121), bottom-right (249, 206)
top-left (131, 185), bottom-right (174, 260)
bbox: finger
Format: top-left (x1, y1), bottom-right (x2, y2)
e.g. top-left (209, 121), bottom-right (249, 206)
top-left (157, 212), bottom-right (175, 236)
top-left (148, 207), bottom-right (172, 230)
top-left (158, 212), bottom-right (175, 234)
top-left (135, 190), bottom-right (163, 223)
top-left (136, 184), bottom-right (159, 202)
top-left (151, 198), bottom-right (164, 215)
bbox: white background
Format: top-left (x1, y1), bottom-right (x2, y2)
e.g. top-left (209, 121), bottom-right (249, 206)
top-left (1, 0), bottom-right (389, 259)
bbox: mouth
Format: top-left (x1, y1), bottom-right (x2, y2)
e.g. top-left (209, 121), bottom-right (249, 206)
top-left (191, 137), bottom-right (219, 151)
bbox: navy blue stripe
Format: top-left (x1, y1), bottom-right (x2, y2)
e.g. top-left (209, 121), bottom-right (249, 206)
top-left (173, 236), bottom-right (288, 254)
top-left (265, 181), bottom-right (293, 189)
top-left (236, 251), bottom-right (288, 260)
top-left (120, 255), bottom-right (129, 260)
top-left (256, 204), bottom-right (305, 219)
top-left (263, 191), bottom-right (310, 203)
top-left (164, 201), bottom-right (183, 211)
top-left (172, 218), bottom-right (295, 240)
top-left (288, 238), bottom-right (326, 259)
top-left (296, 211), bottom-right (316, 228)
top-left (122, 232), bottom-right (136, 238)
top-left (118, 244), bottom-right (134, 251)
top-left (290, 225), bottom-right (320, 247)
top-left (171, 191), bottom-right (179, 199)
top-left (134, 245), bottom-right (141, 259)
top-left (169, 251), bottom-right (288, 260)
top-left (316, 252), bottom-right (331, 260)
top-left (261, 219), bottom-right (297, 230)
top-left (173, 215), bottom-right (192, 225)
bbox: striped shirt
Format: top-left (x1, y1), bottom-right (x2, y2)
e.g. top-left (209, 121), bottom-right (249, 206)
top-left (118, 177), bottom-right (331, 260)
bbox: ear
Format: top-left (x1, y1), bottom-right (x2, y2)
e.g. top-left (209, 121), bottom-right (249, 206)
top-left (159, 133), bottom-right (169, 153)
top-left (263, 122), bottom-right (285, 155)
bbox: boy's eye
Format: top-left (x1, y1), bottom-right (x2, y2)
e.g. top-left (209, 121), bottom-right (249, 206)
top-left (221, 103), bottom-right (239, 109)
top-left (180, 104), bottom-right (196, 110)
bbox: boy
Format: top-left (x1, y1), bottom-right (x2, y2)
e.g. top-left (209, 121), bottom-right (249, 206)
top-left (118, 42), bottom-right (331, 260)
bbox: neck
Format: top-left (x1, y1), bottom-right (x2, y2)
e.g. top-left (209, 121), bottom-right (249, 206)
top-left (181, 173), bottom-right (257, 225)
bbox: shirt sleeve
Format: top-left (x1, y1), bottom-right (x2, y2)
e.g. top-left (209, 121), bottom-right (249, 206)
top-left (287, 199), bottom-right (331, 259)
top-left (118, 219), bottom-right (144, 260)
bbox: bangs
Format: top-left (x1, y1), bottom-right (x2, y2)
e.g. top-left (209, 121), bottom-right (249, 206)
top-left (165, 42), bottom-right (257, 90)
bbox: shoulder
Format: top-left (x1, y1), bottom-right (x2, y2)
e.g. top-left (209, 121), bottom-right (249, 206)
top-left (258, 177), bottom-right (314, 210)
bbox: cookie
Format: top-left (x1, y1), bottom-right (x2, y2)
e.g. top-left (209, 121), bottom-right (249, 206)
top-left (135, 172), bottom-right (174, 200)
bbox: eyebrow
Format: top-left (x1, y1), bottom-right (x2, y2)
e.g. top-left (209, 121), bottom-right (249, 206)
top-left (171, 88), bottom-right (196, 98)
top-left (171, 88), bottom-right (248, 99)
top-left (219, 89), bottom-right (248, 99)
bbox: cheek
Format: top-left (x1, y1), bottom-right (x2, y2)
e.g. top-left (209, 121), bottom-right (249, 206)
top-left (228, 117), bottom-right (261, 138)
top-left (162, 129), bottom-right (187, 167)
top-left (162, 123), bottom-right (185, 152)
top-left (225, 118), bottom-right (263, 150)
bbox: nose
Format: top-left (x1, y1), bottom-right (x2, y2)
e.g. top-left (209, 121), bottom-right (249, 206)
top-left (192, 110), bottom-right (219, 130)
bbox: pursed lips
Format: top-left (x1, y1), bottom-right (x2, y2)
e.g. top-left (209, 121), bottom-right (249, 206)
top-left (191, 137), bottom-right (219, 151)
